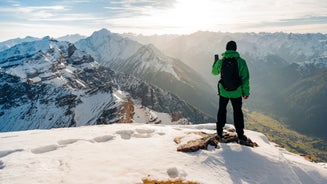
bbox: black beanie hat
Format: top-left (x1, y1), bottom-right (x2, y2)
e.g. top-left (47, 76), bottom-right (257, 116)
top-left (226, 40), bottom-right (237, 51)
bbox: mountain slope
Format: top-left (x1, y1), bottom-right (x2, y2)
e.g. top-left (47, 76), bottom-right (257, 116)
top-left (76, 29), bottom-right (217, 120)
top-left (0, 123), bottom-right (326, 184)
top-left (0, 37), bottom-right (119, 131)
top-left (0, 36), bottom-right (213, 131)
top-left (282, 69), bottom-right (327, 138)
top-left (94, 67), bottom-right (213, 123)
top-left (116, 44), bottom-right (218, 118)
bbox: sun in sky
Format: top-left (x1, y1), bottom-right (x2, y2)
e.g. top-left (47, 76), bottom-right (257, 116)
top-left (0, 0), bottom-right (326, 41)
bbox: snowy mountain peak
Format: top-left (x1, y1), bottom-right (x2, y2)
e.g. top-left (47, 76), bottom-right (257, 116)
top-left (0, 38), bottom-right (97, 85)
top-left (89, 28), bottom-right (122, 44)
top-left (76, 29), bottom-right (218, 119)
top-left (90, 29), bottom-right (111, 41)
top-left (0, 37), bottom-right (121, 131)
top-left (75, 29), bottom-right (142, 63)
top-left (0, 36), bottom-right (51, 61)
top-left (0, 36), bottom-right (39, 52)
top-left (57, 34), bottom-right (86, 43)
top-left (94, 28), bottom-right (111, 35)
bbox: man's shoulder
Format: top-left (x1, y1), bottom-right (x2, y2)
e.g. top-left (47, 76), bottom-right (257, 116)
top-left (236, 56), bottom-right (246, 63)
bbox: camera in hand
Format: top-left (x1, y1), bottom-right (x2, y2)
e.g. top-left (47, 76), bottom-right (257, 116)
top-left (214, 54), bottom-right (219, 62)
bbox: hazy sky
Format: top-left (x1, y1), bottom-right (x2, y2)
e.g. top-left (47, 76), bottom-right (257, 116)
top-left (0, 0), bottom-right (326, 41)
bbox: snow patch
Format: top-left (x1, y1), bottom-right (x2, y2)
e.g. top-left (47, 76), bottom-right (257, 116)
top-left (0, 123), bottom-right (326, 184)
top-left (74, 92), bottom-right (114, 126)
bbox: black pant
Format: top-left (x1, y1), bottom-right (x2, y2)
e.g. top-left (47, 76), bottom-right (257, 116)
top-left (216, 96), bottom-right (244, 137)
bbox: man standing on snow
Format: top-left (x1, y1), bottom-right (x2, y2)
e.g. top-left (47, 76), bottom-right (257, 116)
top-left (211, 40), bottom-right (250, 144)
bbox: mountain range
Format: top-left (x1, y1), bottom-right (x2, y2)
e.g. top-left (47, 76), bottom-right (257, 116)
top-left (1, 29), bottom-right (327, 142)
top-left (0, 36), bottom-right (212, 132)
top-left (75, 29), bottom-right (218, 119)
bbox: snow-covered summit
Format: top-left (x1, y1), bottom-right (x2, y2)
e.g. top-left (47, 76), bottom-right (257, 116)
top-left (115, 43), bottom-right (181, 80)
top-left (57, 34), bottom-right (86, 43)
top-left (0, 37), bottom-right (97, 86)
top-left (0, 123), bottom-right (326, 184)
top-left (0, 36), bottom-right (39, 52)
top-left (76, 29), bottom-right (218, 119)
top-left (77, 30), bottom-right (183, 83)
top-left (0, 36), bottom-right (51, 63)
top-left (75, 28), bottom-right (141, 63)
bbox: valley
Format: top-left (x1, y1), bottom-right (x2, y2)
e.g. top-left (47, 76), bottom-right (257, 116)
top-left (246, 111), bottom-right (327, 162)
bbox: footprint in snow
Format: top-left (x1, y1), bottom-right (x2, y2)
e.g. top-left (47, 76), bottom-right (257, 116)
top-left (135, 128), bottom-right (155, 134)
top-left (31, 145), bottom-right (59, 154)
top-left (167, 167), bottom-right (187, 178)
top-left (93, 135), bottom-right (115, 143)
top-left (116, 129), bottom-right (156, 139)
top-left (57, 139), bottom-right (81, 146)
top-left (0, 160), bottom-right (5, 169)
top-left (134, 128), bottom-right (155, 138)
top-left (0, 149), bottom-right (24, 158)
top-left (116, 130), bottom-right (134, 140)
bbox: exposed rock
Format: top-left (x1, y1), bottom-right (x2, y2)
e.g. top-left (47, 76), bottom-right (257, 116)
top-left (174, 129), bottom-right (258, 152)
top-left (174, 132), bottom-right (219, 152)
top-left (171, 112), bottom-right (183, 122)
top-left (118, 97), bottom-right (134, 123)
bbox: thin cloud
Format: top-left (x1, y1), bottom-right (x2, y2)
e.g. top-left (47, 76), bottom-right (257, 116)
top-left (0, 5), bottom-right (67, 20)
top-left (0, 5), bottom-right (66, 13)
top-left (0, 0), bottom-right (326, 41)
top-left (104, 0), bottom-right (176, 18)
top-left (111, 0), bottom-right (176, 9)
top-left (27, 13), bottom-right (104, 22)
top-left (127, 0), bottom-right (177, 9)
top-left (0, 21), bottom-right (97, 39)
top-left (279, 16), bottom-right (327, 26)
top-left (248, 16), bottom-right (327, 28)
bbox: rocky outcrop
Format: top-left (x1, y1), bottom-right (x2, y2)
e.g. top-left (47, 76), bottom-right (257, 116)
top-left (174, 127), bottom-right (258, 152)
top-left (174, 132), bottom-right (219, 152)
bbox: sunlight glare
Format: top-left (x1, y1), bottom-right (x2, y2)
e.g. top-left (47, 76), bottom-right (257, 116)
top-left (139, 0), bottom-right (230, 34)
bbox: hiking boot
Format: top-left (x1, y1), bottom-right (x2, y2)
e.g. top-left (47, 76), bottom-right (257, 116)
top-left (238, 135), bottom-right (254, 147)
top-left (238, 135), bottom-right (248, 144)
top-left (216, 135), bottom-right (227, 143)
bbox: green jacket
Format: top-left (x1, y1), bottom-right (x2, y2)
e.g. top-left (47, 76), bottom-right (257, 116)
top-left (212, 50), bottom-right (250, 98)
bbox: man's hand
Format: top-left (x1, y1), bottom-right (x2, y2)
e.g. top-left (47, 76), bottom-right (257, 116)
top-left (243, 96), bottom-right (249, 100)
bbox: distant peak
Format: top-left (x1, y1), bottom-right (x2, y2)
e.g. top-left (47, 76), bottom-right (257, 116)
top-left (42, 36), bottom-right (51, 40)
top-left (145, 44), bottom-right (164, 55)
top-left (24, 36), bottom-right (38, 39)
top-left (93, 28), bottom-right (111, 36)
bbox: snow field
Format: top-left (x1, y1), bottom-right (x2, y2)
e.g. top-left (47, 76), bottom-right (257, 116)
top-left (0, 123), bottom-right (326, 184)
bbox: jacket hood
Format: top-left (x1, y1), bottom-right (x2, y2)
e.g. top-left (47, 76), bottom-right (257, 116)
top-left (222, 50), bottom-right (240, 58)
